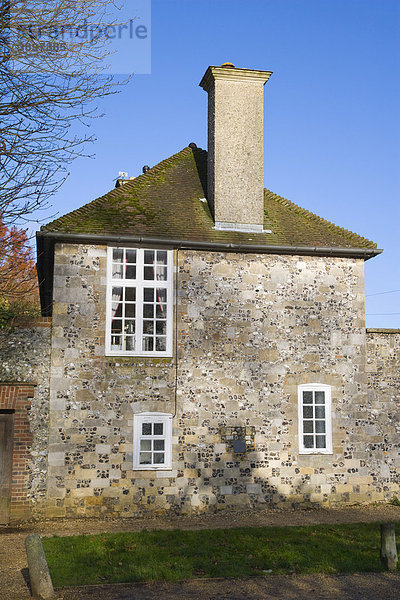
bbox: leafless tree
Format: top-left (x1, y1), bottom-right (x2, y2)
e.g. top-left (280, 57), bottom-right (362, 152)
top-left (0, 0), bottom-right (130, 226)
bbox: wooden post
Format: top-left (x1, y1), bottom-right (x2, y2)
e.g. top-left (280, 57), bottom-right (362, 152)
top-left (380, 523), bottom-right (398, 571)
top-left (25, 534), bottom-right (55, 599)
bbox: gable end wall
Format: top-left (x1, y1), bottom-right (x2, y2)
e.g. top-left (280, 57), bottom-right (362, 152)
top-left (40, 243), bottom-right (399, 518)
top-left (0, 245), bottom-right (399, 520)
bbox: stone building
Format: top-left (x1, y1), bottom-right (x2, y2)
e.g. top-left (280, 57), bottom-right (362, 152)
top-left (1, 64), bottom-right (399, 522)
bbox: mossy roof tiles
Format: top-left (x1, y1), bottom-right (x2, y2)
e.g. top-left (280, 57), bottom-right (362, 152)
top-left (41, 146), bottom-right (377, 252)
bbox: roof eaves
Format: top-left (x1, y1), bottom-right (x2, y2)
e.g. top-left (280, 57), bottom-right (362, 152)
top-left (36, 230), bottom-right (383, 259)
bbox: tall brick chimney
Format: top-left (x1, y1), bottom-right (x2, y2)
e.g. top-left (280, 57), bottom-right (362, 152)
top-left (199, 64), bottom-right (272, 232)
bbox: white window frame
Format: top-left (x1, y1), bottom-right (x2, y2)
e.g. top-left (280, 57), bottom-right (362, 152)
top-left (298, 383), bottom-right (332, 454)
top-left (133, 412), bottom-right (172, 470)
top-left (106, 247), bottom-right (174, 356)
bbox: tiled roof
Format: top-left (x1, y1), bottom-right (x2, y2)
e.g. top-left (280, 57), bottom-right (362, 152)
top-left (41, 146), bottom-right (377, 252)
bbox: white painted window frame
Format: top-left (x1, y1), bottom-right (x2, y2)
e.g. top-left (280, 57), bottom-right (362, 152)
top-left (133, 412), bottom-right (172, 470)
top-left (298, 383), bottom-right (333, 455)
top-left (106, 247), bottom-right (174, 357)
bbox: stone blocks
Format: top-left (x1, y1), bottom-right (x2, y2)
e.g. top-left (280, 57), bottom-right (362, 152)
top-left (2, 244), bottom-right (400, 520)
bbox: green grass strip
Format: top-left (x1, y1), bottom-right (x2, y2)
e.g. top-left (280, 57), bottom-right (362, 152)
top-left (42, 521), bottom-right (400, 587)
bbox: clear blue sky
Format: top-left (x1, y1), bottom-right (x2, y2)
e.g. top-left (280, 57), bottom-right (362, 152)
top-left (35, 0), bottom-right (400, 328)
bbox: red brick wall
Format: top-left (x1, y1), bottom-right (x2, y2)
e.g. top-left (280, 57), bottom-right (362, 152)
top-left (0, 383), bottom-right (35, 521)
top-left (36, 317), bottom-right (52, 327)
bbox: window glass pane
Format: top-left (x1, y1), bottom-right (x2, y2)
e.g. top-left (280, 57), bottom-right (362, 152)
top-left (144, 288), bottom-right (154, 302)
top-left (156, 289), bottom-right (167, 303)
top-left (111, 320), bottom-right (122, 333)
top-left (144, 266), bottom-right (155, 280)
top-left (315, 421), bottom-right (326, 433)
top-left (125, 336), bottom-right (135, 351)
top-left (113, 249), bottom-right (123, 262)
top-left (126, 249), bottom-right (136, 263)
top-left (315, 406), bottom-right (325, 419)
top-left (155, 266), bottom-right (167, 281)
top-left (112, 287), bottom-right (123, 300)
top-left (125, 304), bottom-right (136, 318)
top-left (156, 321), bottom-right (167, 335)
top-left (140, 439), bottom-right (151, 451)
top-left (156, 304), bottom-right (167, 318)
top-left (143, 304), bottom-right (154, 318)
top-left (111, 336), bottom-right (122, 349)
top-left (124, 320), bottom-right (135, 334)
top-left (316, 435), bottom-right (326, 448)
top-left (144, 250), bottom-right (155, 264)
top-left (303, 405), bottom-right (313, 419)
top-left (303, 435), bottom-right (314, 449)
top-left (112, 303), bottom-right (122, 318)
top-left (156, 337), bottom-right (166, 352)
top-left (303, 421), bottom-right (313, 433)
top-left (125, 288), bottom-right (136, 302)
top-left (153, 453), bottom-right (165, 464)
top-left (315, 391), bottom-right (325, 404)
top-left (142, 423), bottom-right (152, 435)
top-left (154, 439), bottom-right (165, 451)
top-left (143, 321), bottom-right (154, 334)
top-left (112, 264), bottom-right (123, 278)
top-left (126, 265), bottom-right (136, 279)
top-left (143, 337), bottom-right (154, 351)
top-left (303, 391), bottom-right (313, 404)
top-left (157, 251), bottom-right (168, 265)
top-left (139, 452), bottom-right (152, 464)
top-left (154, 423), bottom-right (163, 435)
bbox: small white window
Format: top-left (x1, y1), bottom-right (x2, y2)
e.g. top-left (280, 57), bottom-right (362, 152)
top-left (106, 248), bottom-right (173, 356)
top-left (298, 384), bottom-right (332, 454)
top-left (133, 413), bottom-right (172, 470)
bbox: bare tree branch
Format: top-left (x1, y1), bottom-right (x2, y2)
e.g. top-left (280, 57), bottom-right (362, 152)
top-left (0, 0), bottom-right (130, 226)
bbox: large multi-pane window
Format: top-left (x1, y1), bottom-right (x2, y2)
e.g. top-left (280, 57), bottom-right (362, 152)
top-left (133, 413), bottom-right (172, 470)
top-left (298, 384), bottom-right (332, 454)
top-left (106, 248), bottom-right (173, 356)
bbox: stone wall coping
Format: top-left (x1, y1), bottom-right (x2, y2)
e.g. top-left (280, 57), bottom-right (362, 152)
top-left (0, 381), bottom-right (37, 387)
top-left (366, 328), bottom-right (400, 334)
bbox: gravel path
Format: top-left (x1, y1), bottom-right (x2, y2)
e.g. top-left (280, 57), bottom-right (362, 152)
top-left (1, 504), bottom-right (399, 600)
top-left (60, 573), bottom-right (400, 600)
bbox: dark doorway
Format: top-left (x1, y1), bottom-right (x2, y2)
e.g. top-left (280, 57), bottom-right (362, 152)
top-left (0, 410), bottom-right (15, 524)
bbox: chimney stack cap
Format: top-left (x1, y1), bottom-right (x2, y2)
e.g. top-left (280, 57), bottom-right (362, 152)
top-left (199, 65), bottom-right (272, 92)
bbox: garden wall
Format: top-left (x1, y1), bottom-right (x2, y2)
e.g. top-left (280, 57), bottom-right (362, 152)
top-left (0, 322), bottom-right (51, 521)
top-left (366, 329), bottom-right (400, 502)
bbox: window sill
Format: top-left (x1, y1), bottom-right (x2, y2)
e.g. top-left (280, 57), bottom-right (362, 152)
top-left (299, 450), bottom-right (333, 455)
top-left (106, 352), bottom-right (173, 358)
top-left (132, 466), bottom-right (173, 471)
top-left (106, 357), bottom-right (174, 367)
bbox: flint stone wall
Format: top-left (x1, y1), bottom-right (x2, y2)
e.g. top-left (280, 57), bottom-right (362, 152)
top-left (0, 325), bottom-right (51, 515)
top-left (40, 242), bottom-right (398, 518)
top-left (366, 329), bottom-right (400, 499)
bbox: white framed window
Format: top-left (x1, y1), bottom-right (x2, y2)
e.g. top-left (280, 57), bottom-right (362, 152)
top-left (133, 413), bottom-right (172, 470)
top-left (298, 383), bottom-right (332, 454)
top-left (106, 247), bottom-right (173, 356)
